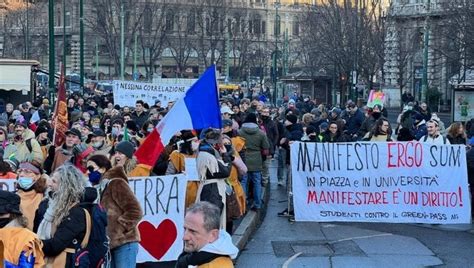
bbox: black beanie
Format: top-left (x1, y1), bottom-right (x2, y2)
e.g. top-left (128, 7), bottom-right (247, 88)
top-left (115, 141), bottom-right (135, 159)
top-left (286, 114), bottom-right (298, 124)
top-left (243, 113), bottom-right (257, 124)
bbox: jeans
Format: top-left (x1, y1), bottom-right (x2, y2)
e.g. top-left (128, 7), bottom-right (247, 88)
top-left (241, 171), bottom-right (263, 209)
top-left (277, 147), bottom-right (287, 185)
top-left (111, 242), bottom-right (139, 268)
top-left (261, 159), bottom-right (271, 184)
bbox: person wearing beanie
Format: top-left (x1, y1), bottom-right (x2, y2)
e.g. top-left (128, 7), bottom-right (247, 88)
top-left (112, 141), bottom-right (151, 177)
top-left (35, 124), bottom-right (51, 160)
top-left (6, 116), bottom-right (43, 165)
top-left (0, 158), bottom-right (17, 179)
top-left (0, 190), bottom-right (45, 267)
top-left (238, 111), bottom-right (270, 211)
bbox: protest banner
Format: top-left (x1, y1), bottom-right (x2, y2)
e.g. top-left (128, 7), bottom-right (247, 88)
top-left (367, 90), bottom-right (385, 108)
top-left (113, 80), bottom-right (188, 108)
top-left (129, 174), bottom-right (187, 263)
top-left (0, 179), bottom-right (16, 192)
top-left (290, 141), bottom-right (471, 224)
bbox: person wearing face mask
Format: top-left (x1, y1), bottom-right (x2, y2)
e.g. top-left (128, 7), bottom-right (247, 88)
top-left (87, 154), bottom-right (143, 267)
top-left (165, 130), bottom-right (200, 209)
top-left (16, 161), bottom-right (47, 231)
top-left (259, 107), bottom-right (278, 186)
top-left (34, 123), bottom-right (51, 160)
top-left (89, 129), bottom-right (112, 157)
top-left (141, 120), bottom-right (156, 138)
top-left (0, 190), bottom-right (45, 267)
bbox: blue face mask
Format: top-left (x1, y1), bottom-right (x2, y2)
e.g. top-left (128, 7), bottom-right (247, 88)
top-left (88, 170), bottom-right (102, 184)
top-left (18, 177), bottom-right (35, 190)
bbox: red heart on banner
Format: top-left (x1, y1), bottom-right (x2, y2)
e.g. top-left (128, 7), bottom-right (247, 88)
top-left (138, 219), bottom-right (178, 260)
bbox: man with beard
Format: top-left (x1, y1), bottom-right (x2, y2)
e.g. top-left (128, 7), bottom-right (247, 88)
top-left (358, 104), bottom-right (384, 138)
top-left (4, 117), bottom-right (43, 164)
top-left (176, 202), bottom-right (238, 268)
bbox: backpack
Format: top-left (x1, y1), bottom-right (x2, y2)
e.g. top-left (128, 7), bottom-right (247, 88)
top-left (73, 205), bottom-right (109, 268)
top-left (25, 138), bottom-right (33, 153)
top-left (86, 204), bottom-right (110, 267)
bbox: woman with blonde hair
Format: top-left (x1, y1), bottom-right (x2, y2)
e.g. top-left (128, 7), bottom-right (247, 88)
top-left (37, 164), bottom-right (90, 267)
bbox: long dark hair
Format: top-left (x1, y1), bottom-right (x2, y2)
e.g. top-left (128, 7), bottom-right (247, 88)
top-left (87, 154), bottom-right (112, 171)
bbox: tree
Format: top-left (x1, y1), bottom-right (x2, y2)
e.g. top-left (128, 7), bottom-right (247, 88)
top-left (299, 0), bottom-right (386, 104)
top-left (138, 0), bottom-right (169, 80)
top-left (86, 0), bottom-right (142, 77)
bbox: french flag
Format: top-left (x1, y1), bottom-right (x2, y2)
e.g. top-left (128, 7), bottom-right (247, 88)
top-left (135, 65), bottom-right (222, 167)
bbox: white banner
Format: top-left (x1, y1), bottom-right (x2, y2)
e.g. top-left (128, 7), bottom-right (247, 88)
top-left (129, 175), bottom-right (187, 263)
top-left (0, 179), bottom-right (16, 191)
top-left (113, 80), bottom-right (188, 108)
top-left (291, 142), bottom-right (471, 224)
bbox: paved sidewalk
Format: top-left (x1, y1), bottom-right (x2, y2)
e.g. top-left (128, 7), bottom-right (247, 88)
top-left (233, 160), bottom-right (463, 268)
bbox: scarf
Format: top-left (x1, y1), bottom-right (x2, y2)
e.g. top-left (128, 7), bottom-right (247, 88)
top-left (197, 151), bottom-right (219, 181)
top-left (37, 199), bottom-right (56, 240)
top-left (175, 251), bottom-right (225, 268)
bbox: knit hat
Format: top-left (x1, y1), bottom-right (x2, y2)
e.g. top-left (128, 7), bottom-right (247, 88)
top-left (331, 107), bottom-right (341, 116)
top-left (203, 128), bottom-right (222, 145)
top-left (35, 125), bottom-right (49, 137)
top-left (320, 122), bottom-right (329, 131)
top-left (286, 114), bottom-right (298, 124)
top-left (243, 113), bottom-right (257, 124)
top-left (14, 116), bottom-right (28, 128)
top-left (115, 141), bottom-right (135, 159)
top-left (4, 158), bottom-right (19, 172)
top-left (65, 128), bottom-right (82, 140)
top-left (0, 190), bottom-right (22, 215)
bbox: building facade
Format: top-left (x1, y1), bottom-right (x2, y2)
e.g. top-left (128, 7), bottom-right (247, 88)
top-left (0, 0), bottom-right (312, 82)
top-left (383, 0), bottom-right (452, 108)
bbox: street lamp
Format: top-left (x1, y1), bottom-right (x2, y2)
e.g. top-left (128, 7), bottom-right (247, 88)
top-left (120, 0), bottom-right (125, 80)
top-left (272, 0), bottom-right (281, 105)
top-left (48, 0), bottom-right (55, 105)
top-left (421, 0), bottom-right (430, 102)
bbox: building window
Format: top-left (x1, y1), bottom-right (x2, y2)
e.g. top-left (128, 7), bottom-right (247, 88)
top-left (166, 13), bottom-right (174, 32)
top-left (293, 20), bottom-right (299, 36)
top-left (187, 12), bottom-right (195, 33)
top-left (144, 8), bottom-right (153, 31)
top-left (262, 21), bottom-right (266, 34)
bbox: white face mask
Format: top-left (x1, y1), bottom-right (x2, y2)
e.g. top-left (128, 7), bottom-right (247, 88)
top-left (191, 140), bottom-right (200, 152)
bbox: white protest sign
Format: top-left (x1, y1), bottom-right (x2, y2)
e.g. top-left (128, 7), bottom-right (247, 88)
top-left (291, 142), bottom-right (471, 224)
top-left (129, 175), bottom-right (187, 263)
top-left (184, 158), bottom-right (199, 181)
top-left (0, 179), bottom-right (16, 191)
top-left (113, 80), bottom-right (188, 108)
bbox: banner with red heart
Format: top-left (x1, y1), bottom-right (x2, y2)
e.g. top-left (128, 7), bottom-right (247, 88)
top-left (129, 175), bottom-right (187, 262)
top-left (138, 219), bottom-right (178, 260)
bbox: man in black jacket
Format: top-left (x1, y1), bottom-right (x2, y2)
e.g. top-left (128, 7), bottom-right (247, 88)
top-left (259, 107), bottom-right (278, 186)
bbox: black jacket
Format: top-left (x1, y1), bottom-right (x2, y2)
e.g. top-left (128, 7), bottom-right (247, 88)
top-left (262, 118), bottom-right (279, 156)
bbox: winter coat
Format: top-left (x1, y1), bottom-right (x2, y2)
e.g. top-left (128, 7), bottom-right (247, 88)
top-left (166, 151), bottom-right (199, 209)
top-left (447, 135), bottom-right (466, 145)
top-left (131, 111), bottom-right (149, 128)
top-left (101, 166), bottom-right (143, 249)
top-left (261, 118), bottom-right (278, 156)
top-left (341, 108), bottom-right (365, 136)
top-left (238, 123), bottom-right (270, 172)
top-left (5, 129), bottom-right (43, 164)
top-left (42, 206), bottom-right (87, 267)
top-left (0, 227), bottom-right (45, 268)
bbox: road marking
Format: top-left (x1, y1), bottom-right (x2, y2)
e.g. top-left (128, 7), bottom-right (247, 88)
top-left (329, 233), bottom-right (392, 244)
top-left (282, 252), bottom-right (303, 268)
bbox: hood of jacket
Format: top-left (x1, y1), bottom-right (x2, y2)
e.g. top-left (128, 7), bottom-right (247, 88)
top-left (199, 230), bottom-right (239, 259)
top-left (103, 166), bottom-right (128, 182)
top-left (240, 123), bottom-right (260, 135)
top-left (22, 128), bottom-right (36, 140)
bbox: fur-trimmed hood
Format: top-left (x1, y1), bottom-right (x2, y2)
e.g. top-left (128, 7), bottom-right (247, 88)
top-left (103, 166), bottom-right (128, 182)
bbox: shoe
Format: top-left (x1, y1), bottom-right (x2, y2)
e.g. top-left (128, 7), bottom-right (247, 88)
top-left (288, 216), bottom-right (295, 222)
top-left (277, 182), bottom-right (284, 187)
top-left (277, 209), bottom-right (294, 217)
top-left (251, 206), bottom-right (261, 212)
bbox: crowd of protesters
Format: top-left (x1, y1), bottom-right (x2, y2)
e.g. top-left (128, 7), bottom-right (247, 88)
top-left (0, 85), bottom-right (474, 266)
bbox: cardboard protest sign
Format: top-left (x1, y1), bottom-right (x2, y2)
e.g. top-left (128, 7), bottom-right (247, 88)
top-left (0, 179), bottom-right (16, 191)
top-left (113, 80), bottom-right (188, 108)
top-left (367, 90), bottom-right (385, 108)
top-left (291, 142), bottom-right (471, 224)
top-left (129, 175), bottom-right (187, 262)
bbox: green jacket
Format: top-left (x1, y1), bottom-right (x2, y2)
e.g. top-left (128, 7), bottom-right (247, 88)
top-left (238, 123), bottom-right (269, 172)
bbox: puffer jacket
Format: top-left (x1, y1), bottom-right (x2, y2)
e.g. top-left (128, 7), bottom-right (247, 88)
top-left (4, 129), bottom-right (43, 164)
top-left (238, 123), bottom-right (270, 172)
top-left (101, 166), bottom-right (143, 249)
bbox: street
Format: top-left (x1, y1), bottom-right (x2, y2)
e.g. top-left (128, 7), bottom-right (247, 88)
top-left (235, 159), bottom-right (474, 268)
